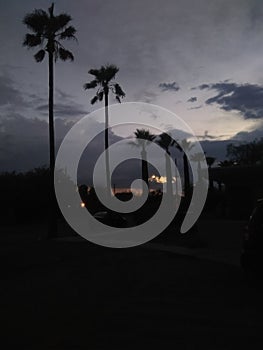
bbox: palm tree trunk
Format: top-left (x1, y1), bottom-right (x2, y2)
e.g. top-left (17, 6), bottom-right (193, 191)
top-left (165, 152), bottom-right (173, 200)
top-left (141, 148), bottom-right (149, 190)
top-left (197, 160), bottom-right (201, 183)
top-left (208, 166), bottom-right (214, 190)
top-left (183, 153), bottom-right (190, 197)
top-left (104, 88), bottom-right (111, 196)
top-left (47, 51), bottom-right (57, 238)
top-left (174, 158), bottom-right (179, 207)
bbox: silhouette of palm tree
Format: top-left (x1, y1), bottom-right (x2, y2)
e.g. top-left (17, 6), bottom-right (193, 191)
top-left (23, 3), bottom-right (76, 237)
top-left (156, 133), bottom-right (175, 199)
top-left (205, 155), bottom-right (216, 189)
top-left (206, 156), bottom-right (216, 169)
top-left (178, 139), bottom-right (194, 197)
top-left (132, 129), bottom-right (156, 191)
top-left (84, 64), bottom-right (125, 195)
top-left (190, 152), bottom-right (205, 183)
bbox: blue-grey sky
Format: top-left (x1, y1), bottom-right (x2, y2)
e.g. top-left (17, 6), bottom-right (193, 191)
top-left (1, 0), bottom-right (263, 171)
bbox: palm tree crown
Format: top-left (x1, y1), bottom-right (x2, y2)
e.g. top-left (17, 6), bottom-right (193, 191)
top-left (155, 133), bottom-right (176, 198)
top-left (131, 129), bottom-right (156, 191)
top-left (83, 64), bottom-right (125, 104)
top-left (23, 3), bottom-right (76, 62)
top-left (133, 129), bottom-right (156, 151)
top-left (155, 132), bottom-right (176, 154)
top-left (205, 156), bottom-right (216, 169)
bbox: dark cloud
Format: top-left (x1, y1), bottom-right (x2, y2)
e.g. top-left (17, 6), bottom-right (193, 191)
top-left (197, 130), bottom-right (218, 140)
top-left (198, 81), bottom-right (263, 119)
top-left (200, 123), bottom-right (263, 161)
top-left (0, 73), bottom-right (87, 119)
top-left (187, 97), bottom-right (197, 103)
top-left (36, 103), bottom-right (88, 118)
top-left (0, 114), bottom-right (75, 172)
top-left (232, 122), bottom-right (263, 142)
top-left (55, 88), bottom-right (75, 100)
top-left (189, 105), bottom-right (202, 110)
top-left (159, 82), bottom-right (180, 92)
top-left (0, 74), bottom-right (28, 108)
top-left (27, 93), bottom-right (46, 105)
top-left (143, 91), bottom-right (158, 103)
top-left (35, 88), bottom-right (88, 118)
top-left (164, 128), bottom-right (192, 141)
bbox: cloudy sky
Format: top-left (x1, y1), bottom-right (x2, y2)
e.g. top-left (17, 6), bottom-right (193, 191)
top-left (1, 0), bottom-right (263, 172)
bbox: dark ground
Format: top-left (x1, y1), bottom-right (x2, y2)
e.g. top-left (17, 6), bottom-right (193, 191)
top-left (1, 222), bottom-right (263, 349)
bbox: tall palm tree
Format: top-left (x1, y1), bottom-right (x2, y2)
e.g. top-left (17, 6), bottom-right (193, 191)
top-left (133, 129), bottom-right (156, 191)
top-left (190, 152), bottom-right (205, 183)
top-left (23, 3), bottom-right (76, 236)
top-left (83, 64), bottom-right (125, 195)
top-left (156, 133), bottom-right (175, 199)
top-left (178, 139), bottom-right (194, 197)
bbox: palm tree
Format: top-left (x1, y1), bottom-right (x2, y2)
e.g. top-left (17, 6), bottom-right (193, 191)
top-left (205, 155), bottom-right (216, 189)
top-left (23, 3), bottom-right (76, 236)
top-left (190, 152), bottom-right (206, 183)
top-left (206, 156), bottom-right (216, 169)
top-left (132, 129), bottom-right (156, 191)
top-left (83, 64), bottom-right (125, 195)
top-left (156, 133), bottom-right (175, 199)
top-left (178, 139), bottom-right (194, 197)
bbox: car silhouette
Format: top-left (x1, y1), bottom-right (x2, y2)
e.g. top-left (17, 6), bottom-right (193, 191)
top-left (93, 211), bottom-right (128, 228)
top-left (241, 199), bottom-right (263, 273)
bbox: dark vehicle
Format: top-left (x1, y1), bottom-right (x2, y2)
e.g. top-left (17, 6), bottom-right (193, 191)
top-left (241, 199), bottom-right (263, 273)
top-left (93, 211), bottom-right (128, 228)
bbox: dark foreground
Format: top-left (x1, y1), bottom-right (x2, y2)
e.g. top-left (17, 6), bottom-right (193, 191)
top-left (1, 225), bottom-right (263, 349)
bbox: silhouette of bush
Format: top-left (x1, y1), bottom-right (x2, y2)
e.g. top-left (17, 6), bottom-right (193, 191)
top-left (0, 167), bottom-right (55, 224)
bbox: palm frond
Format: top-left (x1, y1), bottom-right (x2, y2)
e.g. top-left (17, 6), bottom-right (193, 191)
top-left (135, 129), bottom-right (156, 142)
top-left (58, 26), bottom-right (77, 40)
top-left (156, 133), bottom-right (173, 152)
top-left (85, 65), bottom-right (125, 106)
top-left (206, 156), bottom-right (216, 167)
top-left (54, 13), bottom-right (72, 29)
top-left (98, 91), bottom-right (104, 101)
top-left (88, 65), bottom-right (120, 83)
top-left (58, 47), bottom-right (74, 61)
top-left (23, 33), bottom-right (42, 47)
top-left (34, 49), bottom-right (46, 62)
top-left (23, 9), bottom-right (49, 33)
top-left (102, 64), bottom-right (119, 83)
top-left (48, 3), bottom-right (54, 17)
top-left (174, 141), bottom-right (183, 152)
top-left (88, 69), bottom-right (100, 77)
top-left (83, 80), bottom-right (98, 90)
top-left (114, 83), bottom-right (125, 98)
top-left (91, 96), bottom-right (98, 105)
top-left (180, 139), bottom-right (194, 151)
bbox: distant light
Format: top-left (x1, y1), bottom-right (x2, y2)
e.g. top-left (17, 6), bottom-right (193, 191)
top-left (149, 174), bottom-right (167, 183)
top-left (80, 202), bottom-right (85, 208)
